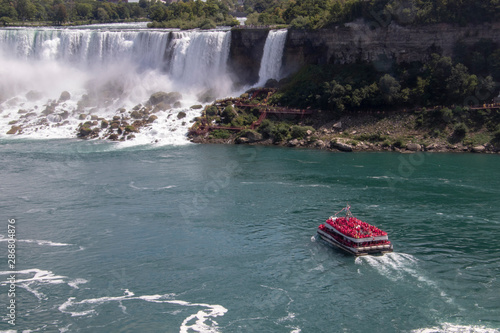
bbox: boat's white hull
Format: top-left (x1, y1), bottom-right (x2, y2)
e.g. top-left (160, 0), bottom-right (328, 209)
top-left (317, 230), bottom-right (393, 256)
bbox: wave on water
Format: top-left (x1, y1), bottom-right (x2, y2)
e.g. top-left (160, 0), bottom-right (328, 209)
top-left (59, 290), bottom-right (227, 333)
top-left (128, 181), bottom-right (177, 191)
top-left (0, 269), bottom-right (71, 300)
top-left (0, 236), bottom-right (71, 247)
top-left (412, 323), bottom-right (500, 333)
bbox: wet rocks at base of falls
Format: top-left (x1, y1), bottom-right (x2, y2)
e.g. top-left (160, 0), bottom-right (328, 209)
top-left (76, 91), bottom-right (182, 141)
top-left (6, 126), bottom-right (21, 135)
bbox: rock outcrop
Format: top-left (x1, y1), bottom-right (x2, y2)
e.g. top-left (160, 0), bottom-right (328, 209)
top-left (228, 28), bottom-right (269, 86)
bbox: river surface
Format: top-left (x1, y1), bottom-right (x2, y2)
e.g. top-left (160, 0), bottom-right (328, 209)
top-left (1, 139), bottom-right (499, 332)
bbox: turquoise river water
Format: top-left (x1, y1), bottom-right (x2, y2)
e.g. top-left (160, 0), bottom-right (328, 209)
top-left (0, 139), bottom-right (499, 332)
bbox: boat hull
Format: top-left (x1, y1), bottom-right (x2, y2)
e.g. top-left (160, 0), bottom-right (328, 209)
top-left (317, 230), bottom-right (393, 256)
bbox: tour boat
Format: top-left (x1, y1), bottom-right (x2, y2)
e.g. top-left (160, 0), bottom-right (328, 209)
top-left (317, 206), bottom-right (393, 256)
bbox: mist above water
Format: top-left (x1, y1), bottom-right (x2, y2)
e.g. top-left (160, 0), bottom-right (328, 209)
top-left (0, 25), bottom-right (287, 144)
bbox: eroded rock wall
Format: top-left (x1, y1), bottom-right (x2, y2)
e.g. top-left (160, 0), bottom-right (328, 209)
top-left (229, 22), bottom-right (500, 85)
top-left (282, 22), bottom-right (500, 75)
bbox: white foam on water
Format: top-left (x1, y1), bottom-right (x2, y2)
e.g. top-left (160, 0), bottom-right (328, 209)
top-left (355, 252), bottom-right (418, 281)
top-left (0, 268), bottom-right (67, 285)
top-left (68, 278), bottom-right (88, 289)
top-left (412, 323), bottom-right (500, 333)
top-left (58, 290), bottom-right (228, 332)
top-left (355, 253), bottom-right (455, 305)
top-left (0, 237), bottom-right (71, 247)
top-left (0, 268), bottom-right (70, 300)
top-left (0, 268), bottom-right (92, 304)
top-left (308, 264), bottom-right (325, 272)
top-left (128, 181), bottom-right (176, 191)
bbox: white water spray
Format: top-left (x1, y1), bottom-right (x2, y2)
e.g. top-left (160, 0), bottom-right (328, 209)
top-left (0, 25), bottom-right (233, 144)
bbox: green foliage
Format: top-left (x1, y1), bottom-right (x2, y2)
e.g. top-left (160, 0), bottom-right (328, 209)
top-left (355, 132), bottom-right (387, 142)
top-left (271, 122), bottom-right (289, 142)
top-left (257, 119), bottom-right (274, 138)
top-left (492, 129), bottom-right (500, 144)
top-left (381, 139), bottom-right (392, 147)
top-left (147, 0), bottom-right (238, 29)
top-left (463, 132), bottom-right (491, 146)
top-left (231, 113), bottom-right (257, 127)
top-left (0, 16), bottom-right (13, 25)
top-left (0, 0), bottom-right (146, 25)
top-left (275, 52), bottom-right (497, 116)
top-left (221, 105), bottom-right (236, 124)
top-left (453, 123), bottom-right (468, 138)
top-left (392, 138), bottom-right (404, 148)
top-left (290, 125), bottom-right (315, 139)
top-left (53, 3), bottom-right (67, 25)
top-left (200, 18), bottom-right (216, 29)
top-left (243, 0), bottom-right (500, 28)
top-left (439, 108), bottom-right (453, 124)
top-left (205, 105), bottom-right (218, 116)
top-left (378, 74), bottom-right (401, 104)
top-left (209, 129), bottom-right (231, 139)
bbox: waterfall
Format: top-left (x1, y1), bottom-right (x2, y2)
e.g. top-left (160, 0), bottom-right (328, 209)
top-left (169, 30), bottom-right (231, 89)
top-left (0, 24), bottom-right (233, 144)
top-left (256, 29), bottom-right (288, 87)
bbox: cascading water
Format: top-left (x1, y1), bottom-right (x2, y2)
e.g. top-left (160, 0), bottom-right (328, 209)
top-left (169, 30), bottom-right (231, 89)
top-left (0, 24), bottom-right (233, 144)
top-left (256, 29), bottom-right (288, 87)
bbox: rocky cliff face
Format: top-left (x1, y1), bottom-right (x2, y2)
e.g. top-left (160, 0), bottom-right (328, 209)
top-left (229, 22), bottom-right (500, 85)
top-left (228, 28), bottom-right (269, 86)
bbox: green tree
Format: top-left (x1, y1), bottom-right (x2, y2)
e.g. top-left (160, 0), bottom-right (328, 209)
top-left (445, 63), bottom-right (478, 103)
top-left (53, 3), bottom-right (67, 25)
top-left (245, 12), bottom-right (259, 25)
top-left (378, 74), bottom-right (401, 104)
top-left (323, 80), bottom-right (352, 112)
top-left (139, 0), bottom-right (150, 10)
top-left (116, 4), bottom-right (130, 20)
top-left (149, 3), bottom-right (166, 21)
top-left (96, 7), bottom-right (109, 22)
top-left (0, 1), bottom-right (18, 21)
top-left (16, 0), bottom-right (36, 21)
top-left (0, 16), bottom-right (13, 25)
top-left (75, 3), bottom-right (92, 19)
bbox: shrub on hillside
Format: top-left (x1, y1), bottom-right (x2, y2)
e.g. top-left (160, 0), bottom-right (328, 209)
top-left (271, 123), bottom-right (290, 143)
top-left (453, 122), bottom-right (468, 138)
top-left (290, 125), bottom-right (315, 139)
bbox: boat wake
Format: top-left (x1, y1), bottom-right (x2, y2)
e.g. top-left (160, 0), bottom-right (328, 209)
top-left (355, 252), bottom-right (454, 304)
top-left (355, 252), bottom-right (418, 282)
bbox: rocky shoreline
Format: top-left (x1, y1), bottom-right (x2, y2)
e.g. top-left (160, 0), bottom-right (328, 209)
top-left (188, 104), bottom-right (500, 154)
top-left (190, 131), bottom-right (499, 154)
